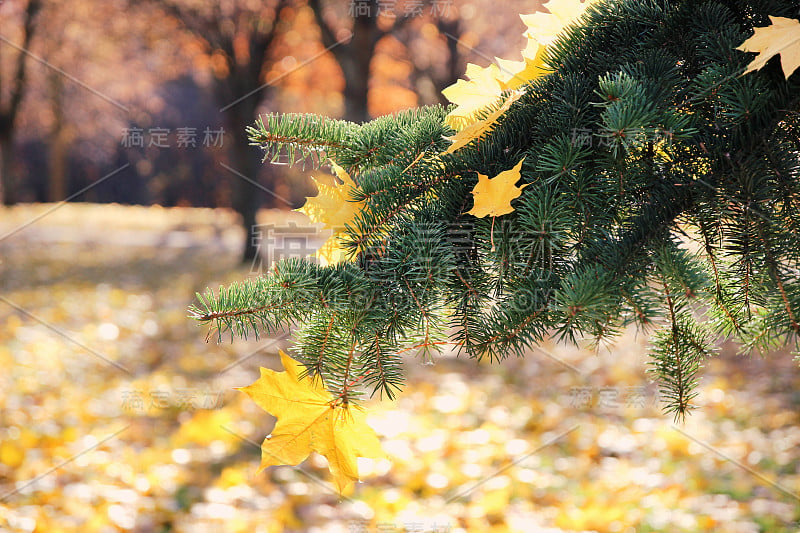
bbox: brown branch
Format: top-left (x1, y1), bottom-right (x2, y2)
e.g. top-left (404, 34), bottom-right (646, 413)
top-left (702, 229), bottom-right (742, 334)
top-left (253, 132), bottom-right (351, 152)
top-left (339, 338), bottom-right (357, 404)
top-left (312, 313), bottom-right (337, 377)
top-left (757, 224), bottom-right (799, 334)
top-left (402, 274), bottom-right (434, 352)
top-left (454, 269), bottom-right (481, 351)
top-left (194, 300), bottom-right (291, 322)
top-left (661, 277), bottom-right (689, 417)
top-left (621, 291), bottom-right (649, 325)
top-left (352, 170), bottom-right (461, 251)
top-left (397, 340), bottom-right (458, 355)
top-left (370, 331), bottom-right (387, 382)
top-left (484, 301), bottom-right (548, 346)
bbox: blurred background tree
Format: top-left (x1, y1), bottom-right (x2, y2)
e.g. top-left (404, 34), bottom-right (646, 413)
top-left (0, 0), bottom-right (544, 258)
top-left (308, 0), bottom-right (452, 122)
top-left (0, 0), bottom-right (41, 205)
top-left (6, 2), bottom-right (800, 531)
top-left (145, 0), bottom-right (291, 261)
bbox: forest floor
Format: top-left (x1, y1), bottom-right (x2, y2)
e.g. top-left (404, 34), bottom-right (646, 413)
top-left (0, 203), bottom-right (798, 533)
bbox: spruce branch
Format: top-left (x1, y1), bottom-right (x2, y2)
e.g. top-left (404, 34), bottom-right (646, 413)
top-left (192, 0), bottom-right (800, 412)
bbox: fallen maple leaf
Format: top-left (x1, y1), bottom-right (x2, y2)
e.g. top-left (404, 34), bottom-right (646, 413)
top-left (466, 157), bottom-right (528, 218)
top-left (737, 16), bottom-right (800, 79)
top-left (298, 162), bottom-right (364, 232)
top-left (238, 350), bottom-right (384, 493)
top-left (442, 63), bottom-right (506, 130)
top-left (298, 162), bottom-right (366, 265)
top-left (495, 41), bottom-right (549, 91)
top-left (521, 0), bottom-right (597, 46)
top-left (444, 91), bottom-right (522, 154)
top-left (441, 0), bottom-right (595, 131)
top-left (442, 41), bottom-right (548, 130)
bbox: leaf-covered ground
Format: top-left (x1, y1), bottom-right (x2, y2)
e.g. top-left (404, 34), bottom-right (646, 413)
top-left (1, 203), bottom-right (798, 533)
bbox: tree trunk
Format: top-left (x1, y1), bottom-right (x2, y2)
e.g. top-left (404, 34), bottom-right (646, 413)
top-left (231, 151), bottom-right (261, 263)
top-left (342, 13), bottom-right (378, 123)
top-left (227, 103), bottom-right (263, 263)
top-left (48, 72), bottom-right (69, 202)
top-left (0, 129), bottom-right (16, 206)
top-left (0, 0), bottom-right (42, 206)
top-left (440, 18), bottom-right (464, 100)
top-left (343, 65), bottom-right (371, 124)
top-left (309, 0), bottom-right (377, 124)
top-left (48, 130), bottom-right (69, 203)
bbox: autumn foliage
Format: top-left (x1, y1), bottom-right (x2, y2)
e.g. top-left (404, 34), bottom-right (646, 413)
top-left (239, 351), bottom-right (383, 493)
top-left (205, 0), bottom-right (800, 491)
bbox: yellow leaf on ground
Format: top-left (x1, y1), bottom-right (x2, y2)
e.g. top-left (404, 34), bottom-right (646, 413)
top-left (466, 158), bottom-right (528, 218)
top-left (238, 350), bottom-right (384, 493)
top-left (174, 409), bottom-right (238, 447)
top-left (0, 440), bottom-right (25, 468)
top-left (737, 16), bottom-right (800, 79)
top-left (444, 91), bottom-right (522, 154)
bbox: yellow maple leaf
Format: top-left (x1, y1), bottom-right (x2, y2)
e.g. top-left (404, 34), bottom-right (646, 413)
top-left (495, 42), bottom-right (549, 91)
top-left (299, 162), bottom-right (364, 231)
top-left (314, 235), bottom-right (352, 266)
top-left (442, 63), bottom-right (506, 130)
top-left (442, 47), bottom-right (547, 130)
top-left (297, 162), bottom-right (366, 266)
top-left (444, 91), bottom-right (522, 154)
top-left (737, 16), bottom-right (800, 79)
top-left (442, 0), bottom-right (593, 130)
top-left (238, 350), bottom-right (384, 493)
top-left (466, 157), bottom-right (528, 218)
top-left (521, 0), bottom-right (597, 46)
